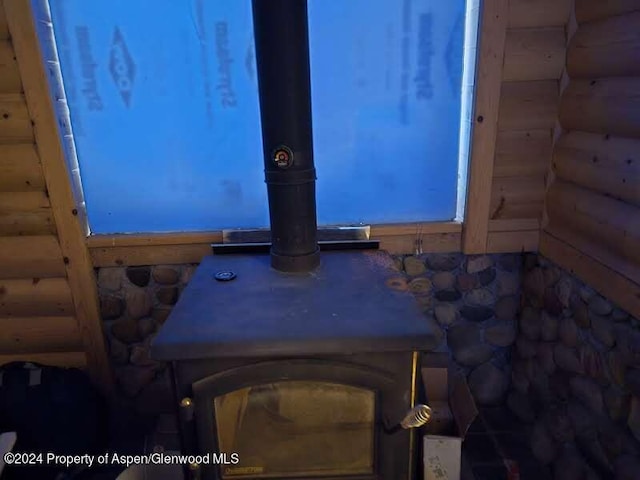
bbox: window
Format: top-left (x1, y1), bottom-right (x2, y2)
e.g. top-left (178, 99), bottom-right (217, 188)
top-left (40, 0), bottom-right (479, 234)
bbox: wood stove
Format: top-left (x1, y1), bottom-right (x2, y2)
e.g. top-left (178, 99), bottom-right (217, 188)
top-left (151, 251), bottom-right (441, 479)
top-left (152, 1), bottom-right (440, 477)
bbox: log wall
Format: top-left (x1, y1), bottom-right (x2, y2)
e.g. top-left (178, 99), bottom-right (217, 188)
top-left (0, 1), bottom-right (112, 389)
top-left (464, 0), bottom-right (571, 253)
top-left (543, 0), bottom-right (640, 317)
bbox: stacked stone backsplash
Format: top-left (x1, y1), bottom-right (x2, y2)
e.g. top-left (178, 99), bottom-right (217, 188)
top-left (393, 252), bottom-right (523, 406)
top-left (97, 264), bottom-right (197, 413)
top-left (97, 253), bottom-right (523, 412)
top-left (508, 254), bottom-right (640, 479)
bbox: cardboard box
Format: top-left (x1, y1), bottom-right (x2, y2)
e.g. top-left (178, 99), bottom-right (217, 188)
top-left (422, 357), bottom-right (478, 480)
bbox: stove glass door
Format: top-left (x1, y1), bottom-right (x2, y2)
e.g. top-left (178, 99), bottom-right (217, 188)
top-left (214, 381), bottom-right (375, 478)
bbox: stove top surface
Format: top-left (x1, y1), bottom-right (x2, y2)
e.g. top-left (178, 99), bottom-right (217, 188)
top-left (151, 250), bottom-right (440, 360)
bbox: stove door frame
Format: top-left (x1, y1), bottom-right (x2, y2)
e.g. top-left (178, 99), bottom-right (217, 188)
top-left (189, 358), bottom-right (410, 480)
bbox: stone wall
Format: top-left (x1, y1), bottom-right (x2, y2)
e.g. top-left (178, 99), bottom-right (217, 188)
top-left (393, 252), bottom-right (523, 405)
top-left (96, 252), bottom-right (523, 411)
top-left (508, 254), bottom-right (640, 478)
top-left (97, 264), bottom-right (196, 413)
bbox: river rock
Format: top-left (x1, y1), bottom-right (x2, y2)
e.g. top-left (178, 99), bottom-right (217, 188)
top-left (579, 286), bottom-right (596, 303)
top-left (456, 273), bottom-right (479, 292)
top-left (567, 401), bottom-right (596, 438)
top-left (459, 305), bottom-right (494, 322)
top-left (447, 323), bottom-right (493, 367)
top-left (537, 342), bottom-right (556, 374)
top-left (137, 317), bottom-right (157, 338)
top-left (629, 397), bottom-right (640, 442)
top-left (468, 362), bottom-right (508, 405)
top-left (426, 253), bottom-right (462, 271)
top-left (520, 306), bottom-right (541, 340)
top-left (625, 368), bottom-right (640, 396)
top-left (590, 313), bottom-right (615, 348)
top-left (126, 266), bottom-right (151, 287)
top-left (435, 289), bottom-right (461, 302)
top-left (579, 344), bottom-right (607, 384)
top-left (571, 376), bottom-right (604, 414)
top-left (559, 317), bottom-right (579, 347)
top-left (540, 312), bottom-right (558, 341)
top-left (465, 288), bottom-right (494, 307)
top-left (588, 295), bottom-right (613, 316)
top-left (100, 294), bottom-right (124, 320)
top-left (117, 365), bottom-right (157, 397)
top-left (612, 309), bottom-right (629, 323)
top-left (549, 371), bottom-right (572, 402)
top-left (516, 336), bottom-right (538, 359)
top-left (544, 288), bottom-right (563, 316)
top-left (432, 271), bottom-right (455, 290)
top-left (467, 255), bottom-right (493, 274)
top-left (156, 286), bottom-right (179, 306)
top-left (408, 277), bottom-right (432, 295)
top-left (554, 277), bottom-right (573, 308)
top-left (497, 271), bottom-right (520, 296)
top-left (111, 318), bottom-right (140, 344)
top-left (531, 420), bottom-right (557, 464)
top-left (403, 256), bottom-right (426, 276)
top-left (543, 405), bottom-right (574, 443)
top-left (477, 267), bottom-right (496, 287)
top-left (553, 445), bottom-right (587, 480)
top-left (125, 288), bottom-right (153, 319)
top-left (98, 267), bottom-right (123, 291)
top-left (180, 265), bottom-right (197, 284)
top-left (434, 304), bottom-right (458, 327)
top-left (507, 391), bottom-right (535, 423)
top-left (571, 297), bottom-right (591, 329)
top-left (604, 386), bottom-right (631, 422)
top-left (484, 322), bottom-right (517, 347)
top-left (152, 266), bottom-right (180, 285)
top-left (524, 267), bottom-right (545, 306)
top-left (498, 254), bottom-right (521, 272)
top-left (554, 344), bottom-right (583, 374)
top-left (495, 295), bottom-right (518, 321)
top-left (108, 337), bottom-right (128, 365)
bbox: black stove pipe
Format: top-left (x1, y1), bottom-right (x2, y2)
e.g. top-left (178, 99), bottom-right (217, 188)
top-left (252, 0), bottom-right (320, 273)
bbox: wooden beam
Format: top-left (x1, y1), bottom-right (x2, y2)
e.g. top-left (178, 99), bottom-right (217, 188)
top-left (503, 28), bottom-right (566, 82)
top-left (379, 233), bottom-right (462, 255)
top-left (554, 142), bottom-right (640, 207)
top-left (0, 316), bottom-right (83, 353)
top-left (540, 230), bottom-right (640, 318)
top-left (0, 277), bottom-right (74, 316)
top-left (490, 175), bottom-right (546, 220)
top-left (89, 227), bottom-right (465, 266)
top-left (546, 180), bottom-right (640, 264)
top-left (575, 0), bottom-right (640, 24)
top-left (0, 40), bottom-right (21, 93)
top-left (493, 129), bottom-right (552, 178)
top-left (498, 81), bottom-right (559, 131)
top-left (568, 12), bottom-right (640, 78)
top-left (560, 78), bottom-right (640, 138)
top-left (90, 244), bottom-right (211, 267)
top-left (0, 190), bottom-right (55, 235)
top-left (0, 144), bottom-right (45, 191)
top-left (0, 4), bottom-right (7, 40)
top-left (0, 235), bottom-right (66, 279)
top-left (546, 221), bottom-right (640, 285)
top-left (486, 230), bottom-right (539, 253)
top-left (508, 0), bottom-right (572, 28)
top-left (462, 0), bottom-right (508, 254)
top-left (0, 93), bottom-right (32, 142)
top-left (0, 351), bottom-right (87, 369)
top-left (489, 218), bottom-right (540, 232)
top-left (4, 1), bottom-right (113, 391)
